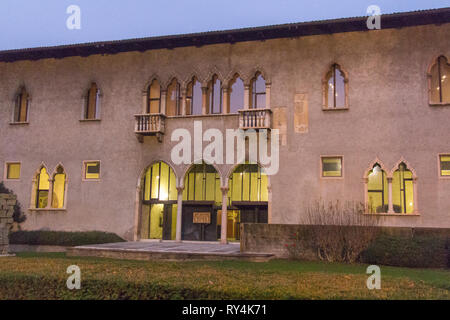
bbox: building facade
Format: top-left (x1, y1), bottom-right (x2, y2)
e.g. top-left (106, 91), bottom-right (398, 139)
top-left (1, 9), bottom-right (450, 241)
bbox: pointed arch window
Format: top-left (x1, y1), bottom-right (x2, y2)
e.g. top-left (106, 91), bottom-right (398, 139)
top-left (147, 79), bottom-right (161, 114)
top-left (166, 79), bottom-right (182, 116)
top-left (208, 75), bottom-right (222, 114)
top-left (52, 166), bottom-right (67, 209)
top-left (250, 73), bottom-right (266, 109)
top-left (186, 77), bottom-right (202, 115)
top-left (35, 167), bottom-right (50, 209)
top-left (323, 64), bottom-right (348, 110)
top-left (13, 87), bottom-right (29, 123)
top-left (229, 74), bottom-right (244, 113)
top-left (392, 162), bottom-right (414, 214)
top-left (429, 55), bottom-right (450, 104)
top-left (367, 164), bottom-right (388, 213)
top-left (84, 82), bottom-right (100, 120)
top-left (183, 162), bottom-right (221, 203)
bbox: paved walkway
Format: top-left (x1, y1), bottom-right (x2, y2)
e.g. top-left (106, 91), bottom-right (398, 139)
top-left (68, 241), bottom-right (273, 262)
top-left (78, 241), bottom-right (241, 254)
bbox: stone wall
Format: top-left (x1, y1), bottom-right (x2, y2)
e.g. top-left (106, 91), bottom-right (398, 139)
top-left (240, 223), bottom-right (450, 260)
top-left (0, 193), bottom-right (16, 254)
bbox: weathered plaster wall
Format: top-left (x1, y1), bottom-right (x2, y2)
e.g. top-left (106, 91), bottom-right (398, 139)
top-left (0, 23), bottom-right (449, 239)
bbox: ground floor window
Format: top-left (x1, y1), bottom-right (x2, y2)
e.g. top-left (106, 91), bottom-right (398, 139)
top-left (367, 164), bottom-right (388, 213)
top-left (392, 163), bottom-right (414, 214)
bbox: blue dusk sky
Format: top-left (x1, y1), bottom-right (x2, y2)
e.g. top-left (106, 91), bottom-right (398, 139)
top-left (0, 0), bottom-right (449, 51)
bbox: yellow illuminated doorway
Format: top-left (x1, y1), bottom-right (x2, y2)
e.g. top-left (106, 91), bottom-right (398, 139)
top-left (140, 162), bottom-right (178, 240)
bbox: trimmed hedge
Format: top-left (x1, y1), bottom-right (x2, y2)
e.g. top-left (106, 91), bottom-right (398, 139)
top-left (9, 231), bottom-right (125, 247)
top-left (361, 234), bottom-right (449, 268)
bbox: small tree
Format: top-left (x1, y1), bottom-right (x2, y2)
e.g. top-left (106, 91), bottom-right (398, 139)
top-left (297, 200), bottom-right (380, 263)
top-left (0, 182), bottom-right (26, 225)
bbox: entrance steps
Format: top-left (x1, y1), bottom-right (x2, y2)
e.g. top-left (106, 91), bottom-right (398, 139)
top-left (67, 241), bottom-right (274, 262)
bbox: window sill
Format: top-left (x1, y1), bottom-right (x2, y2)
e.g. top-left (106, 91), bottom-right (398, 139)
top-left (82, 179), bottom-right (101, 182)
top-left (322, 107), bottom-right (349, 111)
top-left (429, 102), bottom-right (450, 107)
top-left (79, 119), bottom-right (101, 122)
top-left (29, 208), bottom-right (67, 212)
top-left (9, 122), bottom-right (29, 125)
top-left (364, 212), bottom-right (420, 216)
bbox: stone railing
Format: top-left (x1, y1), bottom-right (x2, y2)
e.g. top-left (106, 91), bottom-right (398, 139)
top-left (238, 108), bottom-right (272, 130)
top-left (134, 113), bottom-right (166, 142)
top-left (0, 193), bottom-right (15, 255)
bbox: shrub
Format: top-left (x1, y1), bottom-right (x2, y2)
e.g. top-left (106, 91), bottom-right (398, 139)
top-left (9, 231), bottom-right (126, 247)
top-left (361, 234), bottom-right (449, 268)
top-left (288, 200), bottom-right (381, 263)
top-left (0, 182), bottom-right (26, 224)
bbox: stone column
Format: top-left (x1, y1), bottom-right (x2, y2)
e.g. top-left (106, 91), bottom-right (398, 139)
top-left (160, 90), bottom-right (167, 114)
top-left (267, 185), bottom-right (273, 223)
top-left (387, 177), bottom-right (394, 213)
top-left (48, 178), bottom-right (54, 209)
top-left (202, 87), bottom-right (208, 115)
top-left (244, 84), bottom-right (250, 110)
top-left (363, 178), bottom-right (369, 213)
top-left (181, 88), bottom-right (187, 116)
top-left (265, 84), bottom-right (271, 109)
top-left (220, 187), bottom-right (229, 244)
top-left (222, 87), bottom-right (229, 114)
top-left (176, 187), bottom-right (184, 242)
top-left (413, 178), bottom-right (419, 214)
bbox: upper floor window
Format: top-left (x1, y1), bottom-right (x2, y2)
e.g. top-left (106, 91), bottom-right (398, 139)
top-left (208, 74), bottom-right (222, 114)
top-left (250, 73), bottom-right (266, 109)
top-left (323, 63), bottom-right (348, 110)
top-left (186, 76), bottom-right (202, 115)
top-left (166, 78), bottom-right (182, 116)
top-left (13, 87), bottom-right (30, 123)
top-left (429, 55), bottom-right (450, 105)
top-left (228, 74), bottom-right (244, 113)
top-left (147, 79), bottom-right (161, 114)
top-left (84, 82), bottom-right (100, 120)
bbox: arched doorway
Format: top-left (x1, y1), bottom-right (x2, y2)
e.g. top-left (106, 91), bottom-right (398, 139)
top-left (181, 162), bottom-right (221, 241)
top-left (140, 161), bottom-right (178, 240)
top-left (225, 163), bottom-right (269, 241)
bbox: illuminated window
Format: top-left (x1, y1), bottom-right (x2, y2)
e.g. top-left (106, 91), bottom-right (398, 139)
top-left (84, 161), bottom-right (100, 180)
top-left (321, 157), bottom-right (343, 177)
top-left (52, 166), bottom-right (66, 209)
top-left (367, 164), bottom-right (388, 213)
top-left (324, 64), bottom-right (347, 109)
top-left (439, 155), bottom-right (450, 176)
top-left (6, 163), bottom-right (21, 180)
top-left (183, 163), bottom-right (221, 203)
top-left (166, 78), bottom-right (182, 116)
top-left (392, 162), bottom-right (414, 214)
top-left (35, 167), bottom-right (49, 209)
top-left (147, 79), bottom-right (161, 113)
top-left (228, 74), bottom-right (244, 113)
top-left (430, 56), bottom-right (450, 104)
top-left (250, 73), bottom-right (266, 109)
top-left (228, 163), bottom-right (268, 204)
top-left (84, 82), bottom-right (100, 120)
top-left (13, 87), bottom-right (29, 123)
top-left (208, 75), bottom-right (222, 114)
top-left (186, 77), bottom-right (202, 115)
top-left (143, 162), bottom-right (177, 201)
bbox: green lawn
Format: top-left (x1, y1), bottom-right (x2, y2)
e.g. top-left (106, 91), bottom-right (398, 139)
top-left (0, 253), bottom-right (448, 300)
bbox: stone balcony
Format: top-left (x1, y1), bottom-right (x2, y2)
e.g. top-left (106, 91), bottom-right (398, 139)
top-left (135, 113), bottom-right (166, 142)
top-left (238, 108), bottom-right (272, 130)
